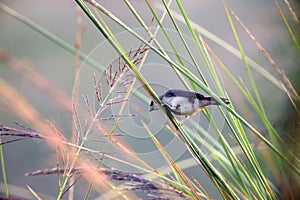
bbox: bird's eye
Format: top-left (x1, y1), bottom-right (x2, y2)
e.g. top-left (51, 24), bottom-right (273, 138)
top-left (150, 101), bottom-right (154, 106)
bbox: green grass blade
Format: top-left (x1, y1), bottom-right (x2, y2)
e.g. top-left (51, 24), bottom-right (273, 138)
top-left (153, 4), bottom-right (286, 93)
top-left (224, 4), bottom-right (281, 198)
top-left (276, 1), bottom-right (300, 50)
top-left (81, 0), bottom-right (300, 178)
top-left (159, 0), bottom-right (207, 89)
top-left (0, 143), bottom-right (9, 198)
top-left (175, 0), bottom-right (210, 86)
top-left (75, 1), bottom-right (241, 198)
top-left (144, 0), bottom-right (193, 90)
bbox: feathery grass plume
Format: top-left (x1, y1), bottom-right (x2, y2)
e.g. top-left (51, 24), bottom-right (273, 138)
top-left (0, 44), bottom-right (150, 199)
top-left (25, 167), bottom-right (189, 200)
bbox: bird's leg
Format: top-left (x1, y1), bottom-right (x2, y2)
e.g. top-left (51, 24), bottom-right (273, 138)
top-left (178, 115), bottom-right (189, 126)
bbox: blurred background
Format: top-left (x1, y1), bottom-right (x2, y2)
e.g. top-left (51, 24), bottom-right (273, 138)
top-left (0, 0), bottom-right (299, 199)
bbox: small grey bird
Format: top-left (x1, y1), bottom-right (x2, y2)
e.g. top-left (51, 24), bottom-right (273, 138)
top-left (149, 89), bottom-right (229, 116)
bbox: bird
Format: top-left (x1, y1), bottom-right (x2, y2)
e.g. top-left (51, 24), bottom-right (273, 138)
top-left (149, 89), bottom-right (229, 123)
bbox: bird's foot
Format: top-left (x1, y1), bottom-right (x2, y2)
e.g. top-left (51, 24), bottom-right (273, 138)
top-left (178, 116), bottom-right (189, 126)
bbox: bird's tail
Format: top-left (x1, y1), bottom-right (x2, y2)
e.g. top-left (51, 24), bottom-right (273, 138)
top-left (203, 97), bottom-right (230, 106)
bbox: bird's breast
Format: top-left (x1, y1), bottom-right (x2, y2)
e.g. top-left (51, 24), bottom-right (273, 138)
top-left (163, 96), bottom-right (198, 115)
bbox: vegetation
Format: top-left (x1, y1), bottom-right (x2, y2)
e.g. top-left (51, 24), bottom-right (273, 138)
top-left (0, 1), bottom-right (299, 199)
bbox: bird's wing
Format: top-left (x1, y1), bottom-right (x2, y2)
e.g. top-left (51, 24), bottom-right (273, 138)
top-left (167, 89), bottom-right (204, 101)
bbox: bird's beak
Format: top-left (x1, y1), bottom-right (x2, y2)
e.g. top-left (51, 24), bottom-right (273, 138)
top-left (149, 100), bottom-right (155, 112)
top-left (149, 106), bottom-right (154, 112)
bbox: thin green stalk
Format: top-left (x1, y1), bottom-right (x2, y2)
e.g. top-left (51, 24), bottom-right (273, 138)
top-left (186, 122), bottom-right (252, 197)
top-left (224, 4), bottom-right (278, 198)
top-left (174, 1), bottom-right (274, 197)
top-left (195, 128), bottom-right (251, 198)
top-left (74, 1), bottom-right (300, 198)
top-left (145, 0), bottom-right (193, 91)
top-left (80, 0), bottom-right (300, 179)
top-left (153, 4), bottom-right (285, 93)
top-left (0, 142), bottom-right (9, 198)
top-left (175, 0), bottom-right (209, 86)
top-left (126, 0), bottom-right (192, 91)
top-left (214, 43), bottom-right (300, 174)
top-left (123, 0), bottom-right (196, 190)
top-left (158, 8), bottom-right (256, 195)
top-left (83, 6), bottom-right (156, 198)
top-left (160, 3), bottom-right (252, 196)
top-left (276, 1), bottom-right (300, 50)
top-left (75, 1), bottom-right (240, 198)
top-left (160, 0), bottom-right (205, 89)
